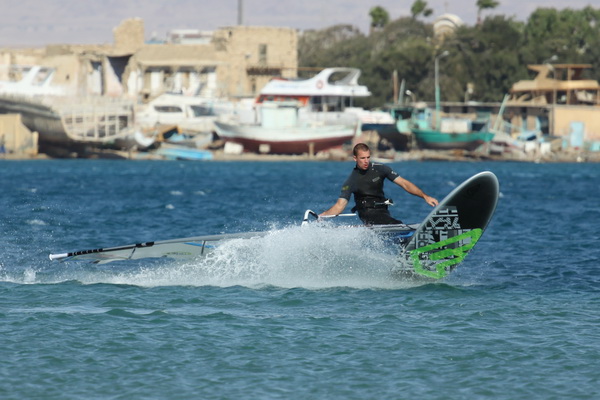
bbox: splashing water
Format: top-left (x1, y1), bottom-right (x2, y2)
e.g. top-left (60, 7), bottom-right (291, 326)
top-left (28, 224), bottom-right (420, 289)
top-left (190, 224), bottom-right (403, 289)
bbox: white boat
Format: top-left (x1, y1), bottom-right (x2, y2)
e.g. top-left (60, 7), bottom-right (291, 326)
top-left (214, 68), bottom-right (370, 154)
top-left (135, 92), bottom-right (234, 133)
top-left (257, 67), bottom-right (370, 102)
top-left (214, 101), bottom-right (358, 154)
top-left (256, 67), bottom-right (370, 126)
top-left (135, 92), bottom-right (239, 149)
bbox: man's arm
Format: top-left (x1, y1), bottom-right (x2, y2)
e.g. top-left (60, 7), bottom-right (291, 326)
top-left (392, 176), bottom-right (439, 207)
top-left (320, 198), bottom-right (349, 217)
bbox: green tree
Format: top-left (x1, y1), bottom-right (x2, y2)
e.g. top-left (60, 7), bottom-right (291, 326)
top-left (297, 7), bottom-right (600, 107)
top-left (521, 7), bottom-right (600, 66)
top-left (447, 16), bottom-right (526, 101)
top-left (369, 6), bottom-right (390, 32)
top-left (411, 0), bottom-right (433, 19)
top-left (476, 0), bottom-right (500, 24)
top-left (362, 17), bottom-right (434, 106)
top-left (298, 25), bottom-right (365, 76)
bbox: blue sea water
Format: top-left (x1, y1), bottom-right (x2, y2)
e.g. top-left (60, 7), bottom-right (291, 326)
top-left (1, 159), bottom-right (599, 399)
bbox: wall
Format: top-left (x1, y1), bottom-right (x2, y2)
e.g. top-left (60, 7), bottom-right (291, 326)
top-left (0, 20), bottom-right (299, 103)
top-left (213, 26), bottom-right (298, 99)
top-left (0, 114), bottom-right (38, 157)
top-left (113, 18), bottom-right (145, 54)
top-left (553, 105), bottom-right (600, 140)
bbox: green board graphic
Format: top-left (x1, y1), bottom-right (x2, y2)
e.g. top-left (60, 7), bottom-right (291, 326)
top-left (410, 229), bottom-right (482, 279)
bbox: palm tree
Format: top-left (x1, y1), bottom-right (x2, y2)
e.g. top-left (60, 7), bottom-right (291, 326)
top-left (476, 0), bottom-right (500, 24)
top-left (411, 0), bottom-right (433, 19)
top-left (369, 6), bottom-right (390, 33)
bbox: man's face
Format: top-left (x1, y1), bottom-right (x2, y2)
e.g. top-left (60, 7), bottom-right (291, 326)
top-left (354, 149), bottom-right (371, 171)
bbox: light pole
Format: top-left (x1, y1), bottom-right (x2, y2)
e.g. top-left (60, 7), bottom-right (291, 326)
top-left (435, 50), bottom-right (449, 130)
top-left (544, 55), bottom-right (558, 135)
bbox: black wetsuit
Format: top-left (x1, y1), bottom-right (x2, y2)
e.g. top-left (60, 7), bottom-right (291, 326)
top-left (339, 162), bottom-right (403, 225)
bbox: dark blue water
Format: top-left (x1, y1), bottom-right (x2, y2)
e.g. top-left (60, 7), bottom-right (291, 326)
top-left (1, 160), bottom-right (599, 399)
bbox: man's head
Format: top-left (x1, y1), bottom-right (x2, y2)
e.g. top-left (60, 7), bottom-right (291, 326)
top-left (353, 143), bottom-right (371, 171)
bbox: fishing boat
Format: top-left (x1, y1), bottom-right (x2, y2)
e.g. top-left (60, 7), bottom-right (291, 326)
top-left (214, 100), bottom-right (358, 154)
top-left (411, 106), bottom-right (495, 150)
top-left (214, 68), bottom-right (369, 154)
top-left (412, 128), bottom-right (495, 151)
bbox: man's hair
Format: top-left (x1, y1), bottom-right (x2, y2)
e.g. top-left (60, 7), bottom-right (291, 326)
top-left (353, 143), bottom-right (370, 156)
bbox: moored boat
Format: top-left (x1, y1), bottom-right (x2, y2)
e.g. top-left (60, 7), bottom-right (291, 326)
top-left (214, 101), bottom-right (358, 154)
top-left (412, 128), bottom-right (495, 151)
top-left (215, 68), bottom-right (369, 154)
top-left (411, 102), bottom-right (495, 151)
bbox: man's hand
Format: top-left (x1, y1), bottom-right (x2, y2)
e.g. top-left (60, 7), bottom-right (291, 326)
top-left (320, 198), bottom-right (349, 217)
top-left (424, 195), bottom-right (439, 207)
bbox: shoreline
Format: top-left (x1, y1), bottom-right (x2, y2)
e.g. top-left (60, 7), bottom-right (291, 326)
top-left (2, 147), bottom-right (599, 163)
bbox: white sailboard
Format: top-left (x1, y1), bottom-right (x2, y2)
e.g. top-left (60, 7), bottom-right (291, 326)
top-left (49, 231), bottom-right (268, 264)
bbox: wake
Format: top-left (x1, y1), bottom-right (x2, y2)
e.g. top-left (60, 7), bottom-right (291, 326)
top-left (6, 224), bottom-right (425, 289)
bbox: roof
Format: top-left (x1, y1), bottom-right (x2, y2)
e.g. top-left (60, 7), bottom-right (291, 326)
top-left (259, 68), bottom-right (371, 98)
top-left (510, 64), bottom-right (600, 94)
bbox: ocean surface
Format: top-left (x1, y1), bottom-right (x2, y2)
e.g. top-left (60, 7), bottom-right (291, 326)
top-left (1, 159), bottom-right (599, 399)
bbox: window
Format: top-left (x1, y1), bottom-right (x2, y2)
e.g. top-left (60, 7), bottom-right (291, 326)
top-left (190, 105), bottom-right (215, 117)
top-left (259, 44), bottom-right (267, 64)
top-left (154, 106), bottom-right (183, 113)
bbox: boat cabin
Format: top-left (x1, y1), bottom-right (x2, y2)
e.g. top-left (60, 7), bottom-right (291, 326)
top-left (509, 64), bottom-right (600, 106)
top-left (255, 68), bottom-right (371, 112)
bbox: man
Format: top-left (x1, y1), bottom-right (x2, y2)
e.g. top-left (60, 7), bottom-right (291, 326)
top-left (320, 143), bottom-right (438, 225)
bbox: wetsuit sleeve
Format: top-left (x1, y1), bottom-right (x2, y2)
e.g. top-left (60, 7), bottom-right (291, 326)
top-left (381, 164), bottom-right (400, 181)
top-left (339, 174), bottom-right (354, 200)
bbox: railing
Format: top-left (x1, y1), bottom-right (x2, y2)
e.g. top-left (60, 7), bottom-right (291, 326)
top-left (26, 95), bottom-right (135, 143)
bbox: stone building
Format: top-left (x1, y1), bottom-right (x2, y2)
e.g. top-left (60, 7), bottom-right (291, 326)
top-left (211, 25), bottom-right (298, 99)
top-left (124, 22), bottom-right (298, 101)
top-left (0, 18), bottom-right (298, 103)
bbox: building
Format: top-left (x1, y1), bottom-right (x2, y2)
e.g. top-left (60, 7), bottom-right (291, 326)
top-left (0, 18), bottom-right (299, 103)
top-left (433, 14), bottom-right (464, 40)
top-left (508, 64), bottom-right (600, 142)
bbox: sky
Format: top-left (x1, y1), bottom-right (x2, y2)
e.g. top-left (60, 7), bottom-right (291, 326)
top-left (0, 0), bottom-right (596, 48)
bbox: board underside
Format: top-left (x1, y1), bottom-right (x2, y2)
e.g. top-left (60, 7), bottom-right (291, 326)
top-left (393, 171), bottom-right (499, 279)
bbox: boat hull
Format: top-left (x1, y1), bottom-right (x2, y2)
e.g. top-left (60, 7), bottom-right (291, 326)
top-left (154, 143), bottom-right (213, 160)
top-left (0, 94), bottom-right (133, 146)
top-left (214, 121), bottom-right (356, 154)
top-left (412, 129), bottom-right (495, 151)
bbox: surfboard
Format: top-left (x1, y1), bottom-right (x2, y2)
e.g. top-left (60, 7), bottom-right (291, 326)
top-left (393, 171), bottom-right (499, 280)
